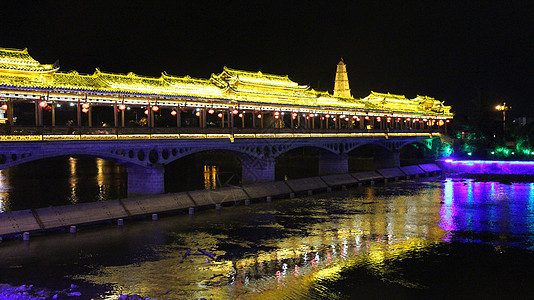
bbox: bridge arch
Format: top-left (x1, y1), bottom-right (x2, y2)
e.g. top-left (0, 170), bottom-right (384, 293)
top-left (348, 143), bottom-right (400, 171)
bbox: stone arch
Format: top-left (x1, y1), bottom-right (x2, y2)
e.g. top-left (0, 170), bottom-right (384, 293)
top-left (348, 142), bottom-right (399, 171)
top-left (163, 149), bottom-right (246, 193)
top-left (398, 139), bottom-right (435, 166)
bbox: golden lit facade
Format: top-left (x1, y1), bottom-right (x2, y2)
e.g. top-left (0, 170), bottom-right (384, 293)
top-left (0, 47), bottom-right (453, 122)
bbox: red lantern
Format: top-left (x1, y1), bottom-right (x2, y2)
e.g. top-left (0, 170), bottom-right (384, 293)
top-left (195, 111), bottom-right (201, 117)
top-left (257, 114), bottom-right (262, 119)
top-left (144, 110), bottom-right (149, 115)
top-left (39, 101), bottom-right (48, 108)
top-left (376, 117), bottom-right (381, 122)
top-left (217, 113), bottom-right (223, 118)
top-left (151, 105), bottom-right (159, 112)
top-left (238, 113), bottom-right (243, 118)
top-left (352, 115), bottom-right (358, 119)
top-left (171, 110), bottom-right (177, 116)
top-left (81, 103), bottom-right (90, 109)
top-left (325, 114), bottom-right (330, 119)
top-left (82, 108), bottom-right (89, 113)
top-left (208, 109), bottom-right (215, 114)
top-left (345, 117), bottom-right (349, 121)
top-left (232, 109), bottom-right (239, 115)
top-left (0, 104), bottom-right (7, 111)
top-left (364, 116), bottom-right (370, 120)
top-left (309, 113), bottom-right (315, 118)
top-left (118, 104), bottom-right (126, 111)
top-left (387, 117), bottom-right (391, 123)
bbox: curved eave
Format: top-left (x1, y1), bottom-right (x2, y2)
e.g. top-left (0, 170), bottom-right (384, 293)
top-left (0, 66), bottom-right (59, 75)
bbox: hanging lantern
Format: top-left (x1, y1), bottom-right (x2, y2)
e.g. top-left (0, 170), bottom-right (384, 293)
top-left (81, 103), bottom-right (90, 109)
top-left (320, 117), bottom-right (325, 120)
top-left (376, 117), bottom-right (381, 122)
top-left (82, 108), bottom-right (89, 113)
top-left (195, 111), bottom-right (201, 117)
top-left (151, 105), bottom-right (159, 112)
top-left (274, 115), bottom-right (279, 119)
top-left (0, 104), bottom-right (7, 111)
top-left (118, 104), bottom-right (126, 111)
top-left (39, 101), bottom-right (48, 108)
top-left (364, 116), bottom-right (370, 120)
top-left (257, 114), bottom-right (262, 119)
top-left (309, 113), bottom-right (315, 118)
top-left (387, 117), bottom-right (391, 123)
top-left (171, 110), bottom-right (177, 116)
top-left (438, 120), bottom-right (445, 126)
top-left (406, 118), bottom-right (411, 122)
top-left (232, 109), bottom-right (239, 115)
top-left (352, 115), bottom-right (358, 119)
top-left (238, 113), bottom-right (243, 118)
top-left (396, 118), bottom-right (401, 122)
top-left (345, 117), bottom-right (349, 121)
top-left (274, 111), bottom-right (280, 116)
top-left (446, 120), bottom-right (450, 123)
top-left (325, 114), bottom-right (330, 119)
top-left (217, 113), bottom-right (223, 118)
top-left (144, 109), bottom-right (149, 115)
top-left (208, 109), bottom-right (215, 114)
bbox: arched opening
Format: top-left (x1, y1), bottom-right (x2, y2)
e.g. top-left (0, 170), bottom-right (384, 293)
top-left (0, 155), bottom-right (126, 212)
top-left (275, 147), bottom-right (319, 180)
top-left (400, 143), bottom-right (431, 166)
top-left (348, 144), bottom-right (378, 172)
top-left (164, 150), bottom-right (242, 193)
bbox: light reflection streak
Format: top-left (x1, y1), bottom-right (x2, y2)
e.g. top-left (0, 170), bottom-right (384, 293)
top-left (204, 165), bottom-right (218, 190)
top-left (68, 157), bottom-right (79, 204)
top-left (0, 169), bottom-right (7, 213)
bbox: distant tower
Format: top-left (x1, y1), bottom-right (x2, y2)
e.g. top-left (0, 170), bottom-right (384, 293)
top-left (333, 58), bottom-right (352, 98)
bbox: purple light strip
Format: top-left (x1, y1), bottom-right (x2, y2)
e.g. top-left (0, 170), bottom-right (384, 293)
top-left (444, 159), bottom-right (534, 166)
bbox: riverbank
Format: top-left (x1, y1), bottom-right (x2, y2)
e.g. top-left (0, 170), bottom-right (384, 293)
top-left (0, 163), bottom-right (442, 239)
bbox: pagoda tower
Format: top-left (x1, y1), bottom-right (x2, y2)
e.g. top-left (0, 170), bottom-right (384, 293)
top-left (333, 58), bottom-right (352, 98)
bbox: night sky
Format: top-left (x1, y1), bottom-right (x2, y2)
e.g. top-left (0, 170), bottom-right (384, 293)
top-left (1, 1), bottom-right (533, 117)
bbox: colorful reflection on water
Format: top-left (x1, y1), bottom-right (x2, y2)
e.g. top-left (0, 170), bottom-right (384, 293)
top-left (2, 178), bottom-right (534, 299)
top-left (439, 178), bottom-right (534, 249)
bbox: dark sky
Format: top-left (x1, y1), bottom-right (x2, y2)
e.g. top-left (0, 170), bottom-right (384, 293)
top-left (1, 1), bottom-right (533, 117)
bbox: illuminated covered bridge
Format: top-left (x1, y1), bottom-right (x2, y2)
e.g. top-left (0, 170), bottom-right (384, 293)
top-left (0, 47), bottom-right (453, 194)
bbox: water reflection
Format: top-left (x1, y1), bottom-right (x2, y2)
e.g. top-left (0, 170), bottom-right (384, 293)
top-left (0, 156), bottom-right (126, 211)
top-left (204, 165), bottom-right (218, 189)
top-left (79, 181), bottom-right (447, 299)
top-left (439, 178), bottom-right (534, 249)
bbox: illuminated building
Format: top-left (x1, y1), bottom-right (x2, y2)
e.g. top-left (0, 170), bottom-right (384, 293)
top-left (333, 58), bottom-right (351, 98)
top-left (0, 47), bottom-right (452, 127)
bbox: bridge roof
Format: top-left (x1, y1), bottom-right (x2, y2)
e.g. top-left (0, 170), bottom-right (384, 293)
top-left (0, 47), bottom-right (453, 117)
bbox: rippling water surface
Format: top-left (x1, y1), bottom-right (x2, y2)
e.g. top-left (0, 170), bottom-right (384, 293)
top-left (2, 178), bottom-right (534, 299)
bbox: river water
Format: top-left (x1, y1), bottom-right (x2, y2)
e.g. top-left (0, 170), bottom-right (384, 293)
top-left (2, 173), bottom-right (534, 299)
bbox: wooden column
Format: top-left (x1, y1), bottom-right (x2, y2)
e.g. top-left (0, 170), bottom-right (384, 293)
top-left (114, 101), bottom-right (118, 128)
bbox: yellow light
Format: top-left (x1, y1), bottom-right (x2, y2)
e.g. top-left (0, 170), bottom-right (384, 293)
top-left (496, 105), bottom-right (502, 110)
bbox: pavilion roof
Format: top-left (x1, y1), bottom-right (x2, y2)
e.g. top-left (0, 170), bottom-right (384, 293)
top-left (0, 48), bottom-right (58, 73)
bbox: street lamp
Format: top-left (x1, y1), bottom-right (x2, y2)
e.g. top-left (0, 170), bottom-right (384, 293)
top-left (495, 102), bottom-right (511, 137)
